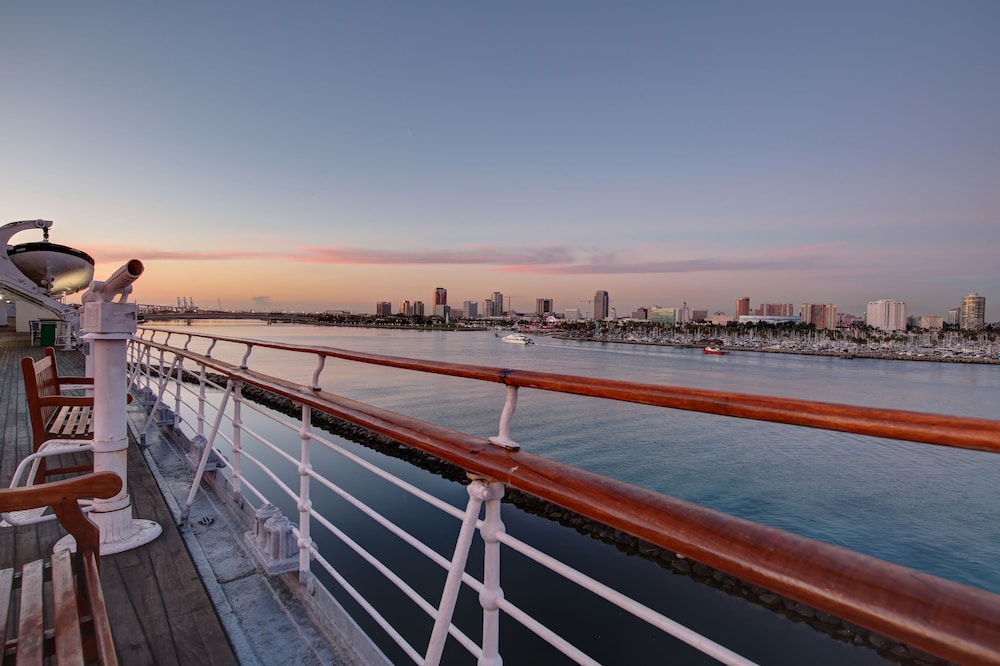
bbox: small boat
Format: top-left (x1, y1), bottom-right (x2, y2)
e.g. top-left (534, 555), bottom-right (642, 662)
top-left (502, 333), bottom-right (534, 345)
top-left (7, 241), bottom-right (95, 297)
top-left (703, 346), bottom-right (728, 355)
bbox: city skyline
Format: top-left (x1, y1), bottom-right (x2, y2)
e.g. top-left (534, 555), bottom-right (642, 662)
top-left (218, 284), bottom-right (987, 325)
top-left (2, 3), bottom-right (997, 318)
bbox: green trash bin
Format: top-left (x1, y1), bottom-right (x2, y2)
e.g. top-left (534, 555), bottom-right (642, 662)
top-left (39, 321), bottom-right (57, 347)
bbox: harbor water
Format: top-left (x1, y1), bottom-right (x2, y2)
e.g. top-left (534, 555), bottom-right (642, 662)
top-left (156, 322), bottom-right (1000, 664)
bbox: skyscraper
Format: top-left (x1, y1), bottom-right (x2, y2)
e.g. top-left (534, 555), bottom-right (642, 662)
top-left (735, 297), bottom-right (750, 319)
top-left (434, 288), bottom-right (447, 306)
top-left (594, 290), bottom-right (609, 321)
top-left (866, 299), bottom-right (907, 332)
top-left (536, 298), bottom-right (554, 316)
top-left (960, 293), bottom-right (986, 330)
top-left (800, 303), bottom-right (837, 330)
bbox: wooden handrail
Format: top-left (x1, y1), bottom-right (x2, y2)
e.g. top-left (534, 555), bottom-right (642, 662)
top-left (137, 329), bottom-right (1000, 453)
top-left (132, 334), bottom-right (1000, 665)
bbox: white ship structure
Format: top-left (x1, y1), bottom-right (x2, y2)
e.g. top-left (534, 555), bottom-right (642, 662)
top-left (1, 219), bottom-right (95, 344)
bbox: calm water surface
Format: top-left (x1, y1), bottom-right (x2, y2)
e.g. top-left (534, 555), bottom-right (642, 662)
top-left (155, 322), bottom-right (1000, 664)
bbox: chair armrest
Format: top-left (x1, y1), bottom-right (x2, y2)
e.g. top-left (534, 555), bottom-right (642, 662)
top-left (38, 395), bottom-right (94, 408)
top-left (56, 377), bottom-right (95, 388)
top-left (0, 472), bottom-right (120, 513)
top-left (0, 473), bottom-right (122, 555)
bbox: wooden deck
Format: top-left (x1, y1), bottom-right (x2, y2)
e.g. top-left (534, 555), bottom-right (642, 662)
top-left (0, 329), bottom-right (238, 665)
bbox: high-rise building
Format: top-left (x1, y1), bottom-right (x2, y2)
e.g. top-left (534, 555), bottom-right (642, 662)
top-left (762, 303), bottom-right (794, 317)
top-left (960, 293), bottom-right (986, 330)
top-left (463, 301), bottom-right (478, 319)
top-left (648, 307), bottom-right (681, 325)
top-left (536, 298), bottom-right (554, 316)
top-left (735, 297), bottom-right (750, 319)
top-left (594, 290), bottom-right (609, 321)
top-left (481, 292), bottom-right (505, 317)
top-left (413, 301), bottom-right (425, 317)
top-left (920, 315), bottom-right (944, 330)
top-left (434, 288), bottom-right (447, 306)
top-left (866, 299), bottom-right (907, 332)
top-left (483, 292), bottom-right (505, 317)
top-left (800, 303), bottom-right (837, 329)
top-left (376, 301), bottom-right (392, 316)
top-left (399, 300), bottom-right (411, 316)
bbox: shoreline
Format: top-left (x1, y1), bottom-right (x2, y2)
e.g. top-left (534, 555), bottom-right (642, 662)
top-left (553, 334), bottom-right (1000, 365)
top-left (138, 317), bottom-right (998, 365)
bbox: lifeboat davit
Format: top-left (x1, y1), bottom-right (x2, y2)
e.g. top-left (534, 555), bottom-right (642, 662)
top-left (6, 241), bottom-right (95, 297)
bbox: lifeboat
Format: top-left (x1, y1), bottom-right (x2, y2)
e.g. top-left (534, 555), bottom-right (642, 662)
top-left (6, 241), bottom-right (95, 297)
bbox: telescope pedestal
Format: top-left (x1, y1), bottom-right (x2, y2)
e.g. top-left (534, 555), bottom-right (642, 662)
top-left (55, 293), bottom-right (162, 553)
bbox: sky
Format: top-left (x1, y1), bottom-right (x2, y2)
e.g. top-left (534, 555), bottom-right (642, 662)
top-left (1, 1), bottom-right (998, 319)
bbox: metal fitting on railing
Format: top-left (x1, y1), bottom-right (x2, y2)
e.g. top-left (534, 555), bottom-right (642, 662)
top-left (311, 354), bottom-right (326, 391)
top-left (489, 386), bottom-right (520, 450)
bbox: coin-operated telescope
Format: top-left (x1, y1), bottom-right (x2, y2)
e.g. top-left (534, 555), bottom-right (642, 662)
top-left (81, 260), bottom-right (144, 334)
top-left (60, 258), bottom-right (162, 554)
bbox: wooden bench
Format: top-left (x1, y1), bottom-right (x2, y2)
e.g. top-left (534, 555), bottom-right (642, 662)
top-left (21, 348), bottom-right (96, 484)
top-left (0, 472), bottom-right (122, 665)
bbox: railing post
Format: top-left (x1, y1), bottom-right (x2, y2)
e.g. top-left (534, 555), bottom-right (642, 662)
top-left (173, 357), bottom-right (184, 428)
top-left (425, 478), bottom-right (499, 666)
top-left (298, 404), bottom-right (313, 583)
top-left (154, 346), bottom-right (166, 399)
top-left (182, 380), bottom-right (235, 524)
top-left (145, 346), bottom-right (157, 401)
top-left (479, 481), bottom-right (506, 666)
top-left (231, 379), bottom-right (243, 501)
top-left (196, 364), bottom-right (208, 440)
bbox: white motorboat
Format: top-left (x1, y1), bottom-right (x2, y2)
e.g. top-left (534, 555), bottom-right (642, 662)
top-left (502, 333), bottom-right (534, 345)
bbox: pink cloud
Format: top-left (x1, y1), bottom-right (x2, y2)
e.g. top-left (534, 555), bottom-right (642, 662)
top-left (296, 244), bottom-right (577, 265)
top-left (82, 241), bottom-right (860, 277)
top-left (84, 244), bottom-right (280, 263)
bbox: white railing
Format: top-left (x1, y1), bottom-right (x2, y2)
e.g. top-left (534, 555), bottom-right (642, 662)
top-left (127, 327), bottom-right (1000, 666)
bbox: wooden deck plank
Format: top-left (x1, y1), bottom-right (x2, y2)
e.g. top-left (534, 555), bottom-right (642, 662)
top-left (0, 330), bottom-right (238, 666)
top-left (97, 561), bottom-right (156, 664)
top-left (112, 548), bottom-right (181, 665)
top-left (125, 441), bottom-right (239, 666)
